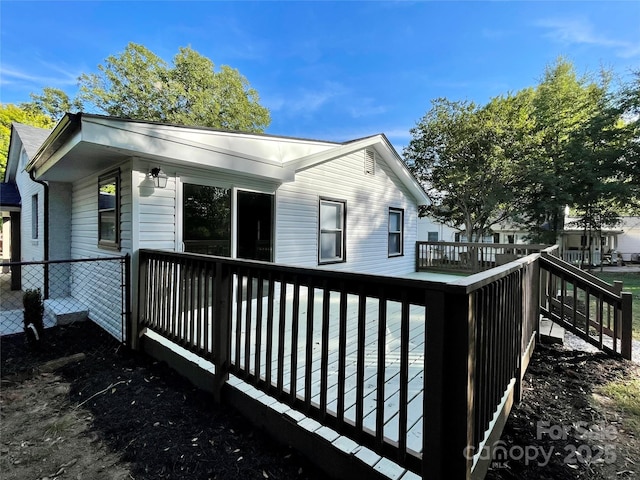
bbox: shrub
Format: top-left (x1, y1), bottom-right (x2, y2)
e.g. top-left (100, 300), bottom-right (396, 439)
top-left (23, 288), bottom-right (44, 346)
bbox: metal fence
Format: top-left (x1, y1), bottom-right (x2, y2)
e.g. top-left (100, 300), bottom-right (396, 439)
top-left (0, 256), bottom-right (130, 342)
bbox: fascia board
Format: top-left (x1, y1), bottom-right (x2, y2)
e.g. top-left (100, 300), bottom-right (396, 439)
top-left (29, 130), bottom-right (82, 179)
top-left (81, 119), bottom-right (295, 183)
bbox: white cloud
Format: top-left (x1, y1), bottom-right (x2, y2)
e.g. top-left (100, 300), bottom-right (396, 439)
top-left (268, 81), bottom-right (350, 115)
top-left (535, 17), bottom-right (640, 58)
top-left (0, 64), bottom-right (79, 87)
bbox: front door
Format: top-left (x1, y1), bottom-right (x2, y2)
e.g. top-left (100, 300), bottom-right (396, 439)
top-left (236, 191), bottom-right (273, 262)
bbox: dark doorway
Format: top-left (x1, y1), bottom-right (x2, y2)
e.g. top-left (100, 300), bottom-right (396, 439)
top-left (237, 191), bottom-right (273, 262)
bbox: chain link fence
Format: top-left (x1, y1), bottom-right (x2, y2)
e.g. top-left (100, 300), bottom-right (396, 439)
top-left (1, 256), bottom-right (130, 376)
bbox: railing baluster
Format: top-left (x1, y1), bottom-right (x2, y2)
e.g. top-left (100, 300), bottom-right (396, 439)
top-left (320, 283), bottom-right (331, 421)
top-left (355, 288), bottom-right (366, 438)
top-left (337, 286), bottom-right (348, 424)
top-left (375, 290), bottom-right (387, 450)
top-left (398, 292), bottom-right (410, 464)
top-left (265, 274), bottom-right (275, 388)
top-left (244, 271), bottom-right (254, 374)
top-left (304, 281), bottom-right (315, 412)
top-left (290, 278), bottom-right (300, 403)
top-left (277, 276), bottom-right (287, 396)
top-left (254, 272), bottom-right (264, 383)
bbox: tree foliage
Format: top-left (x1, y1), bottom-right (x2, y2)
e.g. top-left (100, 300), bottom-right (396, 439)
top-left (404, 95), bottom-right (530, 241)
top-left (22, 87), bottom-right (82, 122)
top-left (77, 43), bottom-right (271, 132)
top-left (406, 58), bottom-right (639, 245)
top-left (0, 104), bottom-right (54, 179)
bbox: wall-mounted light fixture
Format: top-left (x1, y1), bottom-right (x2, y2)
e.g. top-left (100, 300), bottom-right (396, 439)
top-left (149, 167), bottom-right (168, 188)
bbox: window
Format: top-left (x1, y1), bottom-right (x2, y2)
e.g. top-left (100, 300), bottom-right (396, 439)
top-left (319, 198), bottom-right (346, 264)
top-left (31, 195), bottom-right (38, 239)
top-left (364, 149), bottom-right (376, 176)
top-left (98, 170), bottom-right (120, 249)
top-left (427, 231), bottom-right (439, 242)
top-left (183, 184), bottom-right (231, 256)
top-left (388, 208), bottom-right (404, 256)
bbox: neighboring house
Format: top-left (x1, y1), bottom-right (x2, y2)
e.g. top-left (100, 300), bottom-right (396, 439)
top-left (3, 123), bottom-right (53, 286)
top-left (7, 113), bottom-right (429, 333)
top-left (561, 216), bottom-right (640, 265)
top-left (417, 217), bottom-right (529, 244)
top-left (417, 212), bottom-right (640, 266)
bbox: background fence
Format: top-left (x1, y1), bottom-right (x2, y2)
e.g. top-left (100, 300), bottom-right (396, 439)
top-left (0, 256), bottom-right (130, 341)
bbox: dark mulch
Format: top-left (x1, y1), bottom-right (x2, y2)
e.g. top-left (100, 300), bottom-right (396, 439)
top-left (1, 322), bottom-right (328, 480)
top-left (486, 343), bottom-right (639, 480)
top-left (2, 322), bottom-right (638, 480)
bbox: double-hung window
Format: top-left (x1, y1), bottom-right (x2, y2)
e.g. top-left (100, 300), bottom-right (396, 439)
top-left (98, 169), bottom-right (120, 250)
top-left (319, 198), bottom-right (346, 264)
top-left (388, 208), bottom-right (404, 256)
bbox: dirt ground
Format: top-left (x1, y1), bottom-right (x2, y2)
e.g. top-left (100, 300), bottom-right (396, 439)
top-left (1, 321), bottom-right (639, 480)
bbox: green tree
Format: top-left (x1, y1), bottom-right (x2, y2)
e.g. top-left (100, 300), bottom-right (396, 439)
top-left (404, 98), bottom-right (522, 244)
top-left (0, 104), bottom-right (54, 179)
top-left (616, 70), bottom-right (640, 208)
top-left (22, 87), bottom-right (82, 122)
top-left (520, 58), bottom-right (613, 243)
top-left (78, 43), bottom-right (270, 132)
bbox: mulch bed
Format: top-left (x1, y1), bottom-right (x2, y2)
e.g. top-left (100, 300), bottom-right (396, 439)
top-left (2, 321), bottom-right (638, 480)
top-left (1, 322), bottom-right (327, 480)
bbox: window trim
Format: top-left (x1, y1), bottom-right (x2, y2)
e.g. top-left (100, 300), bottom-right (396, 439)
top-left (318, 197), bottom-right (346, 265)
top-left (98, 169), bottom-right (121, 250)
top-left (388, 207), bottom-right (404, 257)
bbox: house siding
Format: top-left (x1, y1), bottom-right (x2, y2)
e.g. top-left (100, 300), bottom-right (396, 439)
top-left (69, 161), bottom-right (133, 340)
top-left (275, 149), bottom-right (418, 276)
top-left (16, 148), bottom-right (45, 291)
top-left (48, 182), bottom-right (72, 298)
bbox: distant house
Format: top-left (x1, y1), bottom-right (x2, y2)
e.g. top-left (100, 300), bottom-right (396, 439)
top-left (417, 212), bottom-right (640, 265)
top-left (7, 112), bottom-right (429, 282)
top-left (2, 124), bottom-right (53, 283)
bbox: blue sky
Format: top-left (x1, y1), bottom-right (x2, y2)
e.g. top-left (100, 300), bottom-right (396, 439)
top-left (1, 1), bottom-right (639, 151)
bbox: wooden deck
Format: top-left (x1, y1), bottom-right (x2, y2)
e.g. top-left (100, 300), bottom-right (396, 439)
top-left (137, 247), bottom-right (632, 480)
top-left (230, 284), bottom-right (427, 455)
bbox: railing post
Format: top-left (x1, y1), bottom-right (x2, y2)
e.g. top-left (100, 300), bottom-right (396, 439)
top-left (621, 291), bottom-right (633, 360)
top-left (123, 254), bottom-right (133, 349)
top-left (423, 289), bottom-right (474, 480)
top-left (132, 252), bottom-right (147, 350)
top-left (213, 261), bottom-right (231, 403)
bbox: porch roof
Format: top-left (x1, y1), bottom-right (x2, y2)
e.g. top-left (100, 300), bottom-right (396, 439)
top-left (0, 182), bottom-right (21, 209)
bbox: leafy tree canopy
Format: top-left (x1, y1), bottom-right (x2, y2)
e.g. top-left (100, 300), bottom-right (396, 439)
top-left (22, 87), bottom-right (82, 122)
top-left (405, 57), bottom-right (639, 244)
top-left (77, 43), bottom-right (271, 132)
top-left (0, 104), bottom-right (54, 179)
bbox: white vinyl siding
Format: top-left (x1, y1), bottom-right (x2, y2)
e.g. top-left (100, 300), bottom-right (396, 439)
top-left (16, 148), bottom-right (45, 290)
top-left (276, 149), bottom-right (418, 276)
top-left (71, 163), bottom-right (133, 258)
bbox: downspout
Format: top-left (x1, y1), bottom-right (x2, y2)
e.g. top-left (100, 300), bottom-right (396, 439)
top-left (28, 170), bottom-right (49, 299)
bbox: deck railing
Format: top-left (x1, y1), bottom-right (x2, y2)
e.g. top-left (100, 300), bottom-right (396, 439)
top-left (137, 249), bottom-right (548, 479)
top-left (539, 252), bottom-right (633, 359)
top-left (416, 241), bottom-right (550, 274)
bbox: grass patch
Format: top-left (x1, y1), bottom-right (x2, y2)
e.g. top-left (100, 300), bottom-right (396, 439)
top-left (596, 377), bottom-right (640, 435)
top-left (593, 271), bottom-right (640, 340)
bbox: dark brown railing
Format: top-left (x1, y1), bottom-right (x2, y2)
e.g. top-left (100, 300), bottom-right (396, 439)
top-left (416, 241), bottom-right (550, 274)
top-left (137, 249), bottom-right (547, 479)
top-left (539, 252), bottom-right (633, 359)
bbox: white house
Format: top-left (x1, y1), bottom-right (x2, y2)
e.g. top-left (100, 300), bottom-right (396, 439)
top-left (5, 113), bottom-right (430, 336)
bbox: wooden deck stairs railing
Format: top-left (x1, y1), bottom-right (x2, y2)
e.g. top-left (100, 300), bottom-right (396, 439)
top-left (539, 251), bottom-right (633, 360)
